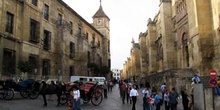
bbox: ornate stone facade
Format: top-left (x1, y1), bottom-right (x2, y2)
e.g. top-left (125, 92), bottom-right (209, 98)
top-left (0, 0), bottom-right (110, 81)
top-left (122, 0), bottom-right (220, 90)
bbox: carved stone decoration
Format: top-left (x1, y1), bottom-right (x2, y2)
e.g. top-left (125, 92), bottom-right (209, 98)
top-left (155, 34), bottom-right (163, 61)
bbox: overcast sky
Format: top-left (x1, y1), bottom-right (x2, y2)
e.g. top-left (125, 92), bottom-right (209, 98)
top-left (63, 0), bottom-right (160, 69)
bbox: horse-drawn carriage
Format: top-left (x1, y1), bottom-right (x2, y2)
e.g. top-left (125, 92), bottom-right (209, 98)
top-left (0, 79), bottom-right (40, 100)
top-left (0, 80), bottom-right (14, 100)
top-left (65, 81), bottom-right (103, 106)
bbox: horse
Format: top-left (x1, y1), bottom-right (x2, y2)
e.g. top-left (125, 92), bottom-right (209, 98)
top-left (39, 81), bottom-right (66, 106)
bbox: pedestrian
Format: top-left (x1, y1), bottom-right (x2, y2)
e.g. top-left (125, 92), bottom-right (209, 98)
top-left (149, 94), bottom-right (156, 110)
top-left (72, 85), bottom-right (81, 110)
top-left (130, 84), bottom-right (139, 110)
top-left (160, 83), bottom-right (166, 102)
top-left (151, 86), bottom-right (157, 96)
top-left (142, 87), bottom-right (150, 97)
top-left (119, 80), bottom-right (123, 97)
top-left (108, 80), bottom-right (113, 92)
top-left (164, 89), bottom-right (170, 110)
top-left (169, 87), bottom-right (178, 110)
top-left (127, 85), bottom-right (132, 104)
top-left (154, 91), bottom-right (162, 110)
top-left (181, 90), bottom-right (190, 110)
top-left (191, 74), bottom-right (201, 83)
top-left (120, 81), bottom-right (127, 104)
top-left (103, 80), bottom-right (108, 98)
top-left (143, 93), bottom-right (150, 110)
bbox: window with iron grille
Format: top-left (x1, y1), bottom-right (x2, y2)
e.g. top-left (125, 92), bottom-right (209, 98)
top-left (3, 49), bottom-right (15, 75)
top-left (42, 59), bottom-right (50, 76)
top-left (86, 32), bottom-right (88, 40)
top-left (57, 13), bottom-right (62, 26)
top-left (69, 66), bottom-right (75, 76)
top-left (44, 4), bottom-right (49, 20)
top-left (78, 27), bottom-right (81, 37)
top-left (30, 19), bottom-right (40, 43)
top-left (70, 21), bottom-right (73, 35)
top-left (32, 0), bottom-right (38, 6)
top-left (29, 54), bottom-right (39, 74)
top-left (43, 30), bottom-right (51, 50)
top-left (70, 42), bottom-right (75, 58)
top-left (6, 12), bottom-right (14, 34)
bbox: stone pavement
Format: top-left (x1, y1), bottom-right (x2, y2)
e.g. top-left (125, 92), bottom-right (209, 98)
top-left (81, 84), bottom-right (184, 110)
top-left (0, 84), bottom-right (184, 110)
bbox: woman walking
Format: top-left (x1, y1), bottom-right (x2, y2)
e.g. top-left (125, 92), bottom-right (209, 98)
top-left (164, 89), bottom-right (170, 110)
top-left (72, 85), bottom-right (81, 110)
top-left (154, 91), bottom-right (162, 110)
top-left (130, 84), bottom-right (139, 110)
top-left (143, 93), bottom-right (150, 110)
top-left (149, 94), bottom-right (156, 110)
top-left (181, 90), bottom-right (190, 110)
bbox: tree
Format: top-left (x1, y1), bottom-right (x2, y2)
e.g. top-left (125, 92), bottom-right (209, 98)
top-left (88, 63), bottom-right (110, 76)
top-left (17, 61), bottom-right (32, 79)
top-left (100, 66), bottom-right (110, 75)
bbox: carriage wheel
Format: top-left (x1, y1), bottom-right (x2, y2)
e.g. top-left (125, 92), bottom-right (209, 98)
top-left (59, 93), bottom-right (67, 105)
top-left (91, 91), bottom-right (102, 106)
top-left (28, 90), bottom-right (39, 99)
top-left (3, 89), bottom-right (14, 100)
top-left (20, 89), bottom-right (28, 98)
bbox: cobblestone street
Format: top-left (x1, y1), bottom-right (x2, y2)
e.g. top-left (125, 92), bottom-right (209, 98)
top-left (0, 84), bottom-right (183, 110)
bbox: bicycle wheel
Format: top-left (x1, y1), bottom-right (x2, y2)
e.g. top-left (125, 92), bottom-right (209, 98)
top-left (3, 89), bottom-right (14, 100)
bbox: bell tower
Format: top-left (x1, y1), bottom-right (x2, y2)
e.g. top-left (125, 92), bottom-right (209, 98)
top-left (93, 0), bottom-right (111, 68)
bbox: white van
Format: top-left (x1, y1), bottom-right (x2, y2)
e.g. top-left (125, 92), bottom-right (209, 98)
top-left (93, 77), bottom-right (106, 85)
top-left (70, 76), bottom-right (106, 85)
top-left (70, 76), bottom-right (93, 83)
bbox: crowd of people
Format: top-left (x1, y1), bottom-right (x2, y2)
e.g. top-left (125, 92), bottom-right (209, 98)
top-left (118, 80), bottom-right (195, 110)
top-left (69, 75), bottom-right (204, 110)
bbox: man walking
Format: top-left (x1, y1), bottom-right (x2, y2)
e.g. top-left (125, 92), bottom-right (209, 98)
top-left (130, 84), bottom-right (139, 110)
top-left (120, 81), bottom-right (127, 104)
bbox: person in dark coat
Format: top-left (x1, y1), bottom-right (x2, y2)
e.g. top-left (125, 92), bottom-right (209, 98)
top-left (181, 90), bottom-right (189, 110)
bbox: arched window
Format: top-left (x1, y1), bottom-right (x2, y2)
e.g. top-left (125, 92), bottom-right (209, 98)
top-left (182, 33), bottom-right (189, 67)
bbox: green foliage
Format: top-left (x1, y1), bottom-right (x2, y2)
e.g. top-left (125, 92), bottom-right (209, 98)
top-left (88, 63), bottom-right (110, 75)
top-left (17, 61), bottom-right (32, 74)
top-left (100, 66), bottom-right (110, 74)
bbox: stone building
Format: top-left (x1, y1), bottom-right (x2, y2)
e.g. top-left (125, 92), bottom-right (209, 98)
top-left (0, 0), bottom-right (110, 81)
top-left (121, 39), bottom-right (141, 82)
top-left (122, 0), bottom-right (220, 91)
top-left (111, 68), bottom-right (120, 80)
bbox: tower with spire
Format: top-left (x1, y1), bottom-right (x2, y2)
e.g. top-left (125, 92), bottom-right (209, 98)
top-left (92, 0), bottom-right (111, 68)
